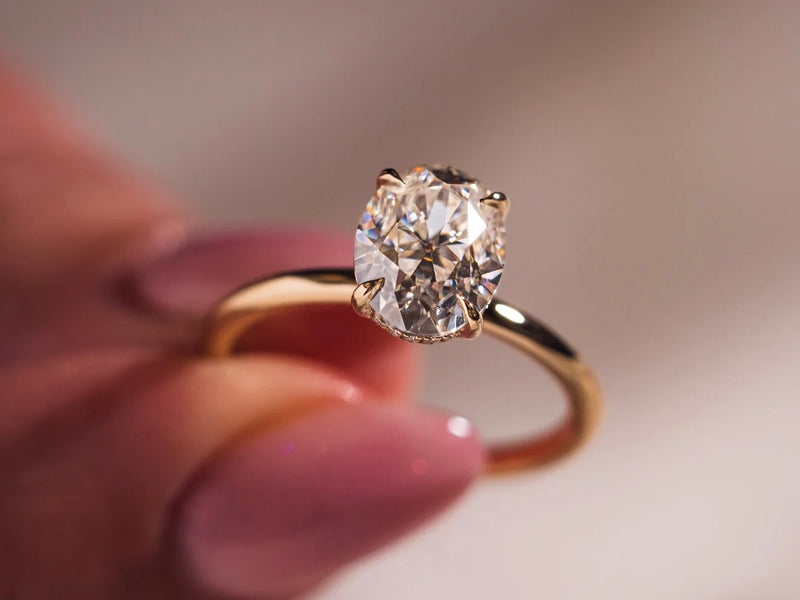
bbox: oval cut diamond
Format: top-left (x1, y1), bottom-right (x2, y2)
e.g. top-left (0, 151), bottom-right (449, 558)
top-left (354, 165), bottom-right (506, 340)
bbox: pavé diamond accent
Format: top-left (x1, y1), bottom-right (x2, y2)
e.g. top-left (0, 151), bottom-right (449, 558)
top-left (354, 165), bottom-right (506, 341)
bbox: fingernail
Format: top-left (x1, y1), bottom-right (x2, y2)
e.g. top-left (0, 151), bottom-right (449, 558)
top-left (127, 228), bottom-right (352, 317)
top-left (176, 404), bottom-right (484, 598)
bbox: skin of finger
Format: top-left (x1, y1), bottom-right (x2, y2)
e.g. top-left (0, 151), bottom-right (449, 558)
top-left (0, 350), bottom-right (365, 599)
top-left (0, 59), bottom-right (82, 155)
top-left (125, 228), bottom-right (358, 318)
top-left (0, 150), bottom-right (185, 294)
top-left (235, 305), bottom-right (419, 401)
top-left (2, 294), bottom-right (417, 404)
top-left (0, 60), bottom-right (185, 297)
top-left (0, 60), bottom-right (183, 367)
top-left (0, 349), bottom-right (163, 445)
top-left (0, 282), bottom-right (195, 364)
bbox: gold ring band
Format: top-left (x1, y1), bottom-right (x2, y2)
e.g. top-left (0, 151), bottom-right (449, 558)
top-left (203, 269), bottom-right (603, 474)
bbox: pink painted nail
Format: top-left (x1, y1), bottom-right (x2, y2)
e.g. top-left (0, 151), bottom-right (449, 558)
top-left (176, 404), bottom-right (484, 598)
top-left (129, 228), bottom-right (353, 316)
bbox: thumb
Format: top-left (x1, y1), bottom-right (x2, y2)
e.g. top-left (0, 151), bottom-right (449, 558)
top-left (0, 351), bottom-right (483, 599)
top-left (178, 402), bottom-right (483, 598)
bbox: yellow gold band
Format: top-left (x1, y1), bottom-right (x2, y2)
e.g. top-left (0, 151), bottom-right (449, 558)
top-left (204, 269), bottom-right (603, 474)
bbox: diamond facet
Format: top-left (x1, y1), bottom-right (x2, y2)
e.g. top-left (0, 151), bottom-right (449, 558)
top-left (354, 165), bottom-right (507, 341)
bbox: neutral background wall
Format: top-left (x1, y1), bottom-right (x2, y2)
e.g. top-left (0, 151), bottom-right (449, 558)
top-left (1, 1), bottom-right (799, 598)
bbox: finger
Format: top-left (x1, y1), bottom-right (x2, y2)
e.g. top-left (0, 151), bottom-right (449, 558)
top-left (0, 350), bottom-right (361, 597)
top-left (235, 305), bottom-right (420, 400)
top-left (0, 60), bottom-right (184, 297)
top-left (6, 228), bottom-right (418, 402)
top-left (0, 60), bottom-right (82, 155)
top-left (0, 350), bottom-right (483, 598)
top-left (177, 403), bottom-right (483, 599)
top-left (0, 59), bottom-right (186, 363)
top-left (5, 229), bottom-right (356, 354)
top-left (127, 228), bottom-right (356, 318)
top-left (127, 229), bottom-right (419, 400)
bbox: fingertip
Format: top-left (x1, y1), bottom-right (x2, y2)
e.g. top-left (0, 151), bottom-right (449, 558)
top-left (175, 404), bottom-right (484, 598)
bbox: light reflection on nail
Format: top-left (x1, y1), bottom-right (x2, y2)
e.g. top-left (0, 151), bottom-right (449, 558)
top-left (447, 415), bottom-right (472, 438)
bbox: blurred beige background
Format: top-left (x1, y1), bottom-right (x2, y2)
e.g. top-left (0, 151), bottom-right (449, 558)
top-left (2, 1), bottom-right (799, 598)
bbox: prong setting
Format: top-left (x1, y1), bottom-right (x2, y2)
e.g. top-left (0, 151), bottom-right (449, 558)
top-left (456, 295), bottom-right (484, 339)
top-left (376, 168), bottom-right (404, 189)
top-left (351, 278), bottom-right (384, 318)
top-left (481, 191), bottom-right (509, 216)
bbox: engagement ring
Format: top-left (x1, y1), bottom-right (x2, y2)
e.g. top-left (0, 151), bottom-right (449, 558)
top-left (204, 165), bottom-right (602, 474)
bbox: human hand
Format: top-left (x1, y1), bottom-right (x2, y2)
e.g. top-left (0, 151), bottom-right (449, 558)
top-left (0, 62), bottom-right (484, 599)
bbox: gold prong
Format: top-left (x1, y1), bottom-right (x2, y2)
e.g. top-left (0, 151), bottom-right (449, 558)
top-left (480, 191), bottom-right (509, 217)
top-left (377, 168), bottom-right (404, 189)
top-left (351, 278), bottom-right (385, 317)
top-left (456, 295), bottom-right (483, 339)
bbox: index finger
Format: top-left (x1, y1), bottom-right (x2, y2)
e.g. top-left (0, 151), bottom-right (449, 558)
top-left (0, 59), bottom-right (184, 298)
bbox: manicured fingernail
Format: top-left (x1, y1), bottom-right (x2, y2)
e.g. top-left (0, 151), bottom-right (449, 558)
top-left (128, 228), bottom-right (352, 316)
top-left (176, 404), bottom-right (484, 598)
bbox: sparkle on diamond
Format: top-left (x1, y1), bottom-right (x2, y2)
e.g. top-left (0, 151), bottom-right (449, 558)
top-left (354, 165), bottom-right (506, 339)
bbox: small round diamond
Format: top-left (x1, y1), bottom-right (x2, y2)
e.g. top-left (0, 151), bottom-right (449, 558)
top-left (354, 165), bottom-right (506, 341)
